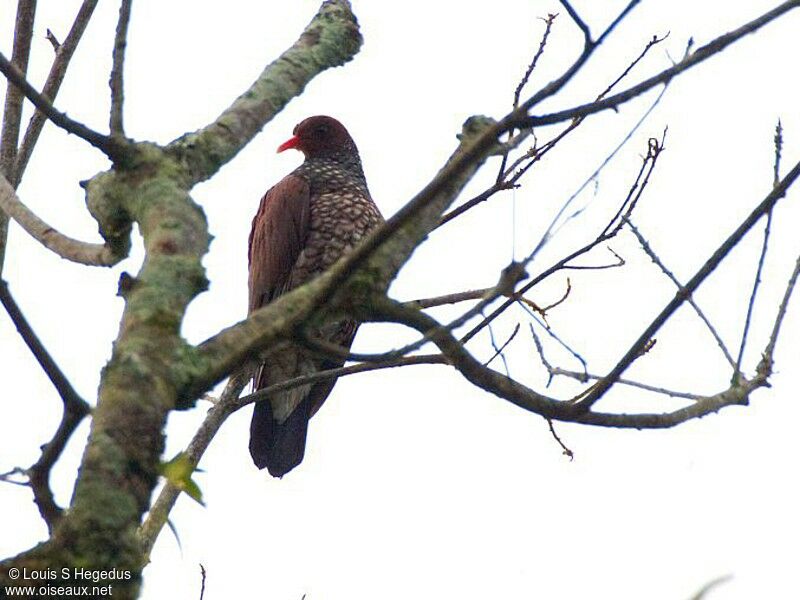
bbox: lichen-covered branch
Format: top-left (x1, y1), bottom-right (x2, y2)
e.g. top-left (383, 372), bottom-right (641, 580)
top-left (167, 0), bottom-right (363, 185)
top-left (188, 116), bottom-right (503, 397)
top-left (1, 2), bottom-right (367, 591)
top-left (0, 174), bottom-right (125, 266)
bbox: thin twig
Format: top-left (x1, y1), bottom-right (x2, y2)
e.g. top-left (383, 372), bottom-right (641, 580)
top-left (0, 279), bottom-right (91, 530)
top-left (514, 14), bottom-right (558, 108)
top-left (524, 308), bottom-right (588, 380)
top-left (562, 247), bottom-right (625, 270)
top-left (14, 0), bottom-right (100, 184)
top-left (0, 467), bottom-right (28, 486)
top-left (110, 0), bottom-right (132, 138)
top-left (757, 252), bottom-right (800, 379)
top-left (546, 419), bottom-right (574, 459)
top-left (301, 263), bottom-right (526, 364)
top-left (405, 287), bottom-right (493, 310)
top-left (443, 28), bottom-right (668, 231)
top-left (625, 219), bottom-right (736, 370)
top-left (0, 174), bottom-right (123, 266)
top-left (773, 120), bottom-right (783, 187)
top-left (549, 366), bottom-right (702, 400)
top-left (199, 564), bottom-right (207, 600)
top-left (521, 2), bottom-right (800, 128)
top-left (483, 322), bottom-right (520, 374)
top-left (575, 155), bottom-right (800, 412)
top-left (530, 323), bottom-right (558, 386)
top-left (496, 13), bottom-right (558, 182)
top-left (462, 134), bottom-right (665, 346)
top-left (141, 352), bottom-right (446, 552)
top-left (735, 211), bottom-right (772, 377)
top-left (45, 29), bottom-right (61, 52)
top-left (734, 123), bottom-right (784, 376)
top-left (139, 373), bottom-right (249, 556)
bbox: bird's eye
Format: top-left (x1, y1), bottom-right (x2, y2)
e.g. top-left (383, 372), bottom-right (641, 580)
top-left (315, 125), bottom-right (329, 137)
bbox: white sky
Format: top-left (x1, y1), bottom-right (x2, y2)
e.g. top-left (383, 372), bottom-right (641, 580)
top-left (2, 1), bottom-right (800, 599)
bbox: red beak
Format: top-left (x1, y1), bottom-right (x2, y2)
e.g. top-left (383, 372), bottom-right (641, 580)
top-left (277, 135), bottom-right (300, 153)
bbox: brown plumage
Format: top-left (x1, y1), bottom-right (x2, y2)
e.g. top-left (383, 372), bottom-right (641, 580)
top-left (248, 116), bottom-right (383, 477)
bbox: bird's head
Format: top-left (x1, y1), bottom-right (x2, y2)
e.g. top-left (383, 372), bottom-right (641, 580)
top-left (277, 115), bottom-right (357, 159)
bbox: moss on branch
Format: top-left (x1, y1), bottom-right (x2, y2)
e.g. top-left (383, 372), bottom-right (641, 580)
top-left (167, 0), bottom-right (362, 184)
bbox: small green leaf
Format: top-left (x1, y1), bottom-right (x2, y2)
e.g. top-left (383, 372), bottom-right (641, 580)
top-left (159, 452), bottom-right (205, 506)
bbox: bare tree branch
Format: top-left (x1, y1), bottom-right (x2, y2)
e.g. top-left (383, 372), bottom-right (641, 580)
top-left (548, 366), bottom-right (703, 401)
top-left (442, 30), bottom-right (669, 232)
top-left (199, 3), bottom-right (798, 395)
top-left (462, 134), bottom-right (664, 347)
top-left (520, 1), bottom-right (800, 128)
top-left (0, 174), bottom-right (124, 266)
top-left (757, 252), bottom-right (800, 379)
top-left (0, 280), bottom-right (91, 530)
top-left (139, 372), bottom-right (248, 557)
top-left (625, 219), bottom-right (736, 370)
top-left (0, 51), bottom-right (128, 161)
top-left (575, 156), bottom-right (800, 412)
top-left (45, 28), bottom-right (60, 52)
top-left (736, 121), bottom-right (785, 375)
top-left (14, 0), bottom-right (100, 184)
top-left (377, 297), bottom-right (763, 430)
top-left (109, 0), bottom-right (132, 138)
top-left (0, 0), bottom-right (37, 276)
top-left (141, 351), bottom-right (447, 552)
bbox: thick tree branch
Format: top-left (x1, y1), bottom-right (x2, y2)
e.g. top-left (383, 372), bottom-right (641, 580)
top-left (188, 116), bottom-right (504, 396)
top-left (191, 2), bottom-right (798, 398)
top-left (167, 0), bottom-right (363, 185)
top-left (13, 0), bottom-right (99, 185)
top-left (0, 280), bottom-right (91, 530)
top-left (109, 0), bottom-right (132, 138)
top-left (0, 174), bottom-right (124, 266)
top-left (378, 298), bottom-right (764, 429)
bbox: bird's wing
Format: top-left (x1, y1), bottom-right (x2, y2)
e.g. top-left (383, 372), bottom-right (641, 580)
top-left (248, 174), bottom-right (311, 313)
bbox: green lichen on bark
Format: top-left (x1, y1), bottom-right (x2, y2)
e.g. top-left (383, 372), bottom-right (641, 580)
top-left (1, 3), bottom-right (365, 596)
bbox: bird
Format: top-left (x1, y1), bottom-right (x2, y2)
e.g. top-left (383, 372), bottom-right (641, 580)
top-left (247, 115), bottom-right (383, 477)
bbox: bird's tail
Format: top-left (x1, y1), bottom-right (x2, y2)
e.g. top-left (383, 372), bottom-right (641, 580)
top-left (249, 395), bottom-right (313, 478)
